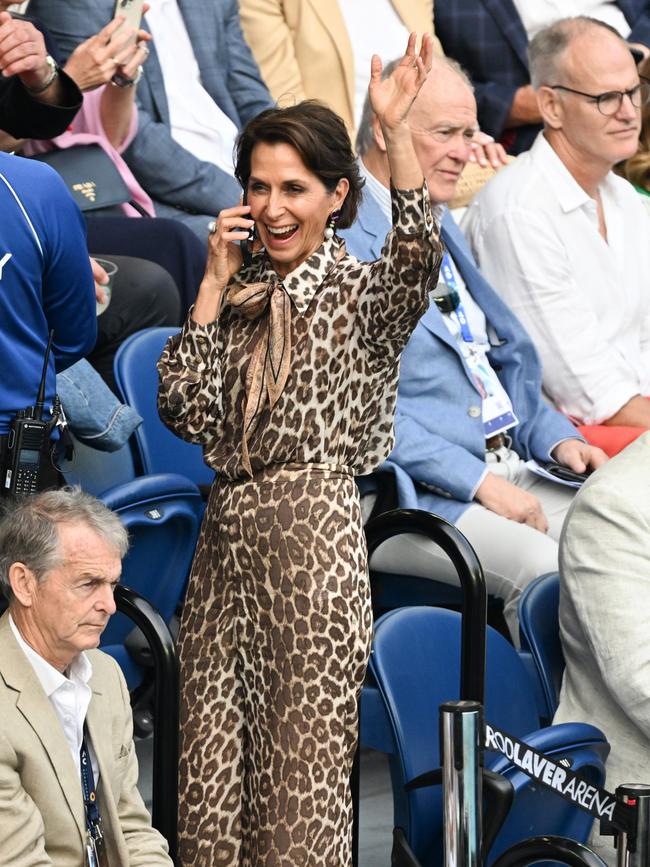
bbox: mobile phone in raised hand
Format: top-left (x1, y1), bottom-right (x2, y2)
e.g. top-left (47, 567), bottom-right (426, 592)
top-left (112, 0), bottom-right (144, 36)
top-left (240, 192), bottom-right (255, 267)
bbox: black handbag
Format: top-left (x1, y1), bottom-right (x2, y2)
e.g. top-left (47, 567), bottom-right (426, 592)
top-left (30, 143), bottom-right (149, 216)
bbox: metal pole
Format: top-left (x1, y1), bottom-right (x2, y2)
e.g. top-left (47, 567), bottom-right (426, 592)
top-left (365, 509), bottom-right (487, 703)
top-left (115, 586), bottom-right (179, 864)
top-left (616, 785), bottom-right (650, 867)
top-left (441, 700), bottom-right (483, 867)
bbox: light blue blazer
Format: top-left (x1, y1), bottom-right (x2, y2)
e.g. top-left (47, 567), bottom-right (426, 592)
top-left (341, 190), bottom-right (580, 522)
top-left (30, 0), bottom-right (274, 216)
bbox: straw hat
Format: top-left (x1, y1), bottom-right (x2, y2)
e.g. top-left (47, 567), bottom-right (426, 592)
top-left (449, 155), bottom-right (516, 210)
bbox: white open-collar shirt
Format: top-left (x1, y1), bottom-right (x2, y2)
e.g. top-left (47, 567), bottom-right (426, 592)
top-left (145, 0), bottom-right (238, 175)
top-left (9, 615), bottom-right (100, 784)
top-left (462, 132), bottom-right (650, 425)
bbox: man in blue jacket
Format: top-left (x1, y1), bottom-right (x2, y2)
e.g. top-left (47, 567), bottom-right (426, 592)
top-left (433, 0), bottom-right (650, 154)
top-left (0, 152), bottom-right (96, 485)
top-left (29, 0), bottom-right (274, 240)
top-left (341, 56), bottom-right (606, 639)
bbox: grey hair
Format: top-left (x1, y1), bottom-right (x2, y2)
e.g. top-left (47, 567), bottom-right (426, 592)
top-left (0, 487), bottom-right (128, 604)
top-left (529, 16), bottom-right (625, 89)
top-left (355, 55), bottom-right (475, 156)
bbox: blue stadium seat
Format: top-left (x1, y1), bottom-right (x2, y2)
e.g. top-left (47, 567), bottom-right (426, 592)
top-left (113, 327), bottom-right (215, 488)
top-left (518, 571), bottom-right (564, 725)
top-left (370, 606), bottom-right (609, 866)
top-left (60, 434), bottom-right (136, 496)
top-left (98, 473), bottom-right (204, 689)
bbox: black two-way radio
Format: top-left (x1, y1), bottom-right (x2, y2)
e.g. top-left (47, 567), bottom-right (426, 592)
top-left (2, 330), bottom-right (57, 496)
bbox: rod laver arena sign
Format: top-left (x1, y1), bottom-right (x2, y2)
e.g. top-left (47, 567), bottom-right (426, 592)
top-left (484, 723), bottom-right (619, 823)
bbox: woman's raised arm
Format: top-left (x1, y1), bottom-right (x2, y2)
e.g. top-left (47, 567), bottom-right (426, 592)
top-left (368, 32), bottom-right (433, 191)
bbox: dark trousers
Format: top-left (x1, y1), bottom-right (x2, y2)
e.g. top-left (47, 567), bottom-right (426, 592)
top-left (88, 255), bottom-right (181, 393)
top-left (85, 215), bottom-right (206, 315)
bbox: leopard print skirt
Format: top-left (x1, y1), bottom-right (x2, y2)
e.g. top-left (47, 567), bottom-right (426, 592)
top-left (177, 463), bottom-right (373, 867)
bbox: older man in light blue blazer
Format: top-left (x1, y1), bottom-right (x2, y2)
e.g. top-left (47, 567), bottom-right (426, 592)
top-left (30, 0), bottom-right (273, 239)
top-left (341, 55), bottom-right (606, 638)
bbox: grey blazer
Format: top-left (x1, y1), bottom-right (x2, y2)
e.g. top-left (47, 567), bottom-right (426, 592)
top-left (0, 614), bottom-right (171, 866)
top-left (29, 0), bottom-right (273, 216)
top-left (554, 432), bottom-right (650, 865)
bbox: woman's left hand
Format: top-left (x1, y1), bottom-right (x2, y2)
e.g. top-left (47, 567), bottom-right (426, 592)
top-left (368, 32), bottom-right (434, 133)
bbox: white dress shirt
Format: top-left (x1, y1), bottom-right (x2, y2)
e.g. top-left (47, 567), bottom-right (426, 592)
top-left (145, 0), bottom-right (238, 174)
top-left (510, 0), bottom-right (630, 40)
top-left (9, 615), bottom-right (99, 784)
top-left (462, 132), bottom-right (650, 425)
top-left (338, 0), bottom-right (409, 130)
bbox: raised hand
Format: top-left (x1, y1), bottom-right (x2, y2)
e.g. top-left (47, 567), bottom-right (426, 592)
top-left (64, 16), bottom-right (151, 92)
top-left (192, 204), bottom-right (256, 325)
top-left (368, 32), bottom-right (434, 132)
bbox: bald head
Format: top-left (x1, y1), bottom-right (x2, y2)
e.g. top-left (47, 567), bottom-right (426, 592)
top-left (408, 56), bottom-right (476, 135)
top-left (530, 16), bottom-right (636, 90)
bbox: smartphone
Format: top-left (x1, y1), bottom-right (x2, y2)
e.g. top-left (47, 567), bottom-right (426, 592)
top-left (542, 462), bottom-right (591, 485)
top-left (240, 192), bottom-right (255, 267)
top-left (112, 0), bottom-right (144, 33)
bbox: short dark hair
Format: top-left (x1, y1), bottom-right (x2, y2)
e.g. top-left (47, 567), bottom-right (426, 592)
top-left (234, 101), bottom-right (363, 229)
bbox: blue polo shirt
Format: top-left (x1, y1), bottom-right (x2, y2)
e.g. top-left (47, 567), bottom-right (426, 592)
top-left (0, 152), bottom-right (96, 435)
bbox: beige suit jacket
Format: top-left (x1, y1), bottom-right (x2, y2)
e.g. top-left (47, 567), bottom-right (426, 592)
top-left (239, 0), bottom-right (442, 136)
top-left (0, 613), bottom-right (171, 866)
top-left (554, 432), bottom-right (650, 866)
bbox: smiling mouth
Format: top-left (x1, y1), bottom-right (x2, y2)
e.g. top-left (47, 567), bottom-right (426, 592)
top-left (265, 224), bottom-right (298, 242)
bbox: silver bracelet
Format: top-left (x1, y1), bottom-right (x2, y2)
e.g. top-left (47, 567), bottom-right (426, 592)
top-left (23, 54), bottom-right (59, 95)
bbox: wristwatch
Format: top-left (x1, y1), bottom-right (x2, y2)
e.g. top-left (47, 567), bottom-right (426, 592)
top-left (111, 65), bottom-right (143, 89)
top-left (23, 54), bottom-right (59, 95)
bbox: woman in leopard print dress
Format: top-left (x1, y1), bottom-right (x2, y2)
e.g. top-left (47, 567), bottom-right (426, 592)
top-left (157, 33), bottom-right (442, 867)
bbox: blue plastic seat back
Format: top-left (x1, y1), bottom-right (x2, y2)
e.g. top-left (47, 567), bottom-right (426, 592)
top-left (369, 606), bottom-right (608, 866)
top-left (518, 572), bottom-right (564, 723)
top-left (113, 327), bottom-right (215, 487)
top-left (98, 473), bottom-right (203, 654)
top-left (60, 435), bottom-right (136, 496)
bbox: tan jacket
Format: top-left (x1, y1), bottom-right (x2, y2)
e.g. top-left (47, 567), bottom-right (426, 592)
top-left (239, 0), bottom-right (442, 136)
top-left (0, 613), bottom-right (171, 866)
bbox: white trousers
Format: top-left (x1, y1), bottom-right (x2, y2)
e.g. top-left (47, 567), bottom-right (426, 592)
top-left (364, 447), bottom-right (576, 642)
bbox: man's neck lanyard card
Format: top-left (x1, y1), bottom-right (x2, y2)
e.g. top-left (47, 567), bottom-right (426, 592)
top-left (440, 254), bottom-right (518, 437)
top-left (80, 736), bottom-right (110, 867)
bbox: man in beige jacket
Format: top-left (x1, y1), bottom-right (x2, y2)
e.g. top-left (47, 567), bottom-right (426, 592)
top-left (239, 0), bottom-right (441, 136)
top-left (554, 432), bottom-right (650, 866)
top-left (0, 488), bottom-right (172, 866)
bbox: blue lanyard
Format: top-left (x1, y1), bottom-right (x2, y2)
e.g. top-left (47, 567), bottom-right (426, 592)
top-left (441, 253), bottom-right (473, 343)
top-left (80, 736), bottom-right (108, 866)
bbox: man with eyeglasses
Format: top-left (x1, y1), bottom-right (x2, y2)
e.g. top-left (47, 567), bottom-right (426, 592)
top-left (433, 0), bottom-right (650, 155)
top-left (464, 17), bottom-right (650, 456)
top-left (341, 55), bottom-right (606, 643)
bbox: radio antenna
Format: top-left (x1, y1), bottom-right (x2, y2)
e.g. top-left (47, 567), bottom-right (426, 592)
top-left (33, 329), bottom-right (54, 421)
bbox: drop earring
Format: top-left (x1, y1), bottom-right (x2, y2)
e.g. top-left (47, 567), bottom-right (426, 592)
top-left (324, 209), bottom-right (341, 240)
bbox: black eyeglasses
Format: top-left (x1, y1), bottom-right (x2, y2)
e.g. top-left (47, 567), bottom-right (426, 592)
top-left (548, 77), bottom-right (650, 116)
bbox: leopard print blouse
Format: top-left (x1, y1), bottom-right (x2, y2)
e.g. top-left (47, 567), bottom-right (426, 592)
top-left (157, 185), bottom-right (442, 480)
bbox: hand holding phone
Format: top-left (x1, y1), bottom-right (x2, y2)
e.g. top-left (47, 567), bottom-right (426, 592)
top-left (240, 192), bottom-right (256, 267)
top-left (112, 0), bottom-right (144, 36)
